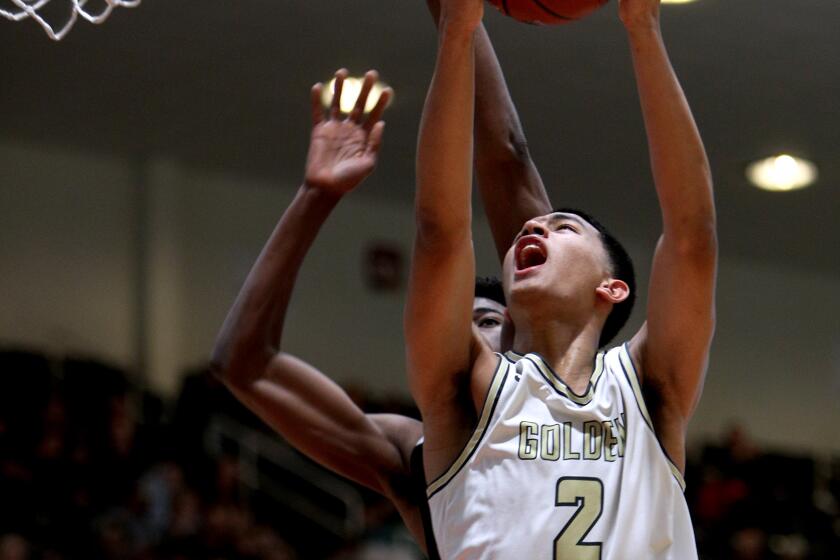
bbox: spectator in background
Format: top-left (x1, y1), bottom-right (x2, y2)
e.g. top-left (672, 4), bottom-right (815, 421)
top-left (0, 534), bottom-right (30, 560)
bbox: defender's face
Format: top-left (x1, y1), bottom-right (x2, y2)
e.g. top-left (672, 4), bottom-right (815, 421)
top-left (502, 212), bottom-right (612, 311)
top-left (472, 297), bottom-right (506, 353)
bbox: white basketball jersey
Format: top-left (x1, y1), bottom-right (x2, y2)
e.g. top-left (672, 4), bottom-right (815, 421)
top-left (426, 344), bottom-right (697, 560)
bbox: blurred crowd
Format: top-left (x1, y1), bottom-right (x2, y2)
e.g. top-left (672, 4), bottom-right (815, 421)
top-left (686, 425), bottom-right (840, 559)
top-left (0, 349), bottom-right (838, 559)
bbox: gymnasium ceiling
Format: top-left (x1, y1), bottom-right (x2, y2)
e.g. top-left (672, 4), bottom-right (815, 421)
top-left (1, 0), bottom-right (838, 278)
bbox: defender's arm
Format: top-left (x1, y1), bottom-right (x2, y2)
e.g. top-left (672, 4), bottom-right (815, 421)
top-left (210, 73), bottom-right (415, 497)
top-left (474, 25), bottom-right (553, 258)
top-left (425, 0), bottom-right (552, 260)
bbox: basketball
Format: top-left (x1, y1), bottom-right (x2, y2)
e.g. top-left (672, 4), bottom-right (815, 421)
top-left (486, 0), bottom-right (609, 25)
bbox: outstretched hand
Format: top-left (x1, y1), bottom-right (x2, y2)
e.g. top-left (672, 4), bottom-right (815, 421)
top-left (305, 69), bottom-right (393, 195)
top-left (618, 0), bottom-right (660, 32)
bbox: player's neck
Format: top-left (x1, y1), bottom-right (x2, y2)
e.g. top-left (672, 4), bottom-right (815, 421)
top-left (512, 319), bottom-right (602, 393)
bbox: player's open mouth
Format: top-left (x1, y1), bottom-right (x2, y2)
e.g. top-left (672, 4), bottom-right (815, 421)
top-left (514, 236), bottom-right (548, 273)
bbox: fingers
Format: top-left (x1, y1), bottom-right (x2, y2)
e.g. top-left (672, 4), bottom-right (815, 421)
top-left (311, 82), bottom-right (324, 126)
top-left (330, 68), bottom-right (349, 120)
top-left (321, 68), bottom-right (390, 125)
top-left (366, 121), bottom-right (386, 155)
top-left (349, 70), bottom-right (379, 123)
top-left (364, 86), bottom-right (393, 131)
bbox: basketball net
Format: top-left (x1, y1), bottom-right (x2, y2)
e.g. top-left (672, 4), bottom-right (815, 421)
top-left (1, 0), bottom-right (140, 41)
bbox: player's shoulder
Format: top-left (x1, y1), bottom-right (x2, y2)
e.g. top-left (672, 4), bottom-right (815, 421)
top-left (604, 340), bottom-right (637, 370)
top-left (595, 341), bottom-right (645, 395)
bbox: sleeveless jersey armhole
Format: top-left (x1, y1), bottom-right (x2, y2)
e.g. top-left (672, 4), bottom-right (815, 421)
top-left (426, 355), bottom-right (510, 499)
top-left (409, 443), bottom-right (441, 560)
top-left (618, 343), bottom-right (687, 492)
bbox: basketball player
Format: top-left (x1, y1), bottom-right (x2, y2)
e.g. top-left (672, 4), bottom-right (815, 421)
top-left (408, 0), bottom-right (716, 557)
top-left (211, 52), bottom-right (552, 555)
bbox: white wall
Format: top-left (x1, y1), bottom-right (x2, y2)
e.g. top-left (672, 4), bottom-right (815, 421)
top-left (689, 259), bottom-right (840, 456)
top-left (1, 142), bottom-right (838, 454)
top-left (140, 159), bottom-right (419, 397)
top-left (0, 142), bottom-right (137, 366)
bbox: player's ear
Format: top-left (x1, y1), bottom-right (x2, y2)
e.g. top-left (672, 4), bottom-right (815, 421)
top-left (596, 278), bottom-right (629, 305)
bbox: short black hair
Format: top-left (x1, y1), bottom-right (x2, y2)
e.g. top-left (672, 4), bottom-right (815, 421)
top-left (555, 208), bottom-right (636, 348)
top-left (475, 276), bottom-right (506, 307)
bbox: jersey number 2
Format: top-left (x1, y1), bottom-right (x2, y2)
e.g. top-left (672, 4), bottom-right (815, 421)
top-left (554, 477), bottom-right (603, 559)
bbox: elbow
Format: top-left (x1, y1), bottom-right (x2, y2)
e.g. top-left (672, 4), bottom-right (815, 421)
top-left (209, 341), bottom-right (235, 385)
top-left (684, 222), bottom-right (718, 259)
top-left (414, 207), bottom-right (470, 247)
top-left (667, 217), bottom-right (718, 261)
top-left (475, 132), bottom-right (533, 169)
top-left (209, 337), bottom-right (262, 390)
top-left (210, 357), bottom-right (259, 392)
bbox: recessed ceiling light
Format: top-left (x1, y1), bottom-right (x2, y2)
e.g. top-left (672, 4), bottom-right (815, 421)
top-left (321, 76), bottom-right (391, 114)
top-left (746, 154), bottom-right (818, 192)
top-left (661, 0), bottom-right (699, 4)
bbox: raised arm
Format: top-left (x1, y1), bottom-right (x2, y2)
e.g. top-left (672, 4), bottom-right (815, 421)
top-left (406, 0), bottom-right (498, 478)
top-left (425, 0), bottom-right (552, 260)
top-left (622, 1), bottom-right (717, 469)
top-left (209, 72), bottom-right (423, 502)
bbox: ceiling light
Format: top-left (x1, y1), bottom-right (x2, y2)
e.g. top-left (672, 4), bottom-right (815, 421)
top-left (661, 0), bottom-right (699, 4)
top-left (746, 154), bottom-right (818, 192)
top-left (321, 76), bottom-right (391, 114)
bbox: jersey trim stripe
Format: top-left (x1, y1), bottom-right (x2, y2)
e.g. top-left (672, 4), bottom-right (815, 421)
top-left (618, 344), bottom-right (687, 492)
top-left (410, 443), bottom-right (441, 560)
top-left (426, 357), bottom-right (510, 499)
top-left (510, 351), bottom-right (605, 406)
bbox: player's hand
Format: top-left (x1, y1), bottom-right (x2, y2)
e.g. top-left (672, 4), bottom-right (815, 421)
top-left (618, 0), bottom-right (660, 33)
top-left (304, 69), bottom-right (392, 195)
top-left (439, 0), bottom-right (483, 32)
